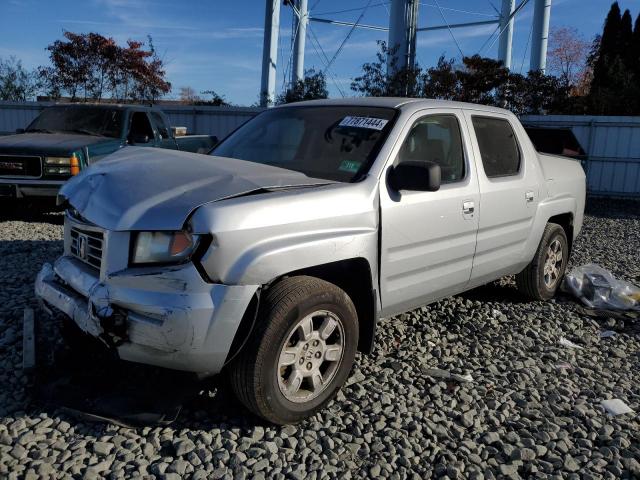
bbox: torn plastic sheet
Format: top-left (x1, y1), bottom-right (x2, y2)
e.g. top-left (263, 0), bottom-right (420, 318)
top-left (601, 399), bottom-right (635, 416)
top-left (600, 330), bottom-right (616, 338)
top-left (563, 264), bottom-right (640, 311)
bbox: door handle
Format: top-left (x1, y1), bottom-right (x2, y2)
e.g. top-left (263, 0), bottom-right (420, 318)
top-left (525, 190), bottom-right (535, 203)
top-left (462, 201), bottom-right (475, 214)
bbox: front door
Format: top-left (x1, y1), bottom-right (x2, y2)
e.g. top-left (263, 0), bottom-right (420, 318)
top-left (128, 111), bottom-right (157, 147)
top-left (379, 109), bottom-right (480, 317)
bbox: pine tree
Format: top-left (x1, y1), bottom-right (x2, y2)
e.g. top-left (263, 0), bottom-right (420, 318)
top-left (633, 14), bottom-right (640, 76)
top-left (588, 2), bottom-right (640, 114)
top-left (591, 2), bottom-right (621, 93)
top-left (620, 9), bottom-right (634, 59)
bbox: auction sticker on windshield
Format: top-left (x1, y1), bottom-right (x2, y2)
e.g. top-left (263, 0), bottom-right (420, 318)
top-left (339, 116), bottom-right (389, 130)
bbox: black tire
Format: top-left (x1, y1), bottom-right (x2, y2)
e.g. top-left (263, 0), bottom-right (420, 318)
top-left (516, 222), bottom-right (569, 300)
top-left (228, 276), bottom-right (359, 424)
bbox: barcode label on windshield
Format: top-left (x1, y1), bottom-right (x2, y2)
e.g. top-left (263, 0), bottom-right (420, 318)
top-left (339, 116), bottom-right (389, 130)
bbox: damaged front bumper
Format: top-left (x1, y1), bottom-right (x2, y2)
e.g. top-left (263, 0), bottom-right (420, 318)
top-left (35, 256), bottom-right (258, 375)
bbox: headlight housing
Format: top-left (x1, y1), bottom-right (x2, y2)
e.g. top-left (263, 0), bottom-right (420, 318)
top-left (44, 153), bottom-right (80, 176)
top-left (131, 230), bottom-right (200, 265)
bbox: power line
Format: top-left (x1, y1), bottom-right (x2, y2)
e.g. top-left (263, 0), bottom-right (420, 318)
top-left (307, 23), bottom-right (347, 97)
top-left (520, 9), bottom-right (534, 74)
top-left (482, 0), bottom-right (531, 56)
top-left (314, 2), bottom-right (389, 16)
top-left (420, 3), bottom-right (497, 18)
top-left (323, 0), bottom-right (375, 74)
top-left (433, 0), bottom-right (465, 58)
top-left (282, 8), bottom-right (301, 91)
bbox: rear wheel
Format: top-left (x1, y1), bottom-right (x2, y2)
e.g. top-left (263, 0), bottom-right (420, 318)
top-left (516, 223), bottom-right (569, 300)
top-left (228, 276), bottom-right (358, 424)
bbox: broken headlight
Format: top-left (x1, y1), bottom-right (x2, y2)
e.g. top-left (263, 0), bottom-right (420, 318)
top-left (131, 231), bottom-right (200, 265)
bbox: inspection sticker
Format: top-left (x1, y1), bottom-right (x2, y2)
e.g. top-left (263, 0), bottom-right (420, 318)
top-left (338, 160), bottom-right (362, 173)
top-left (339, 116), bottom-right (389, 130)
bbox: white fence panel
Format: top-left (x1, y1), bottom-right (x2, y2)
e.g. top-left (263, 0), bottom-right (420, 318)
top-left (521, 115), bottom-right (640, 198)
top-left (1, 103), bottom-right (638, 198)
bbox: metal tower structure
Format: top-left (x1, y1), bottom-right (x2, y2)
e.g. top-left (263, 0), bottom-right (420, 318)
top-left (498, 0), bottom-right (516, 69)
top-left (259, 0), bottom-right (553, 105)
top-left (387, 0), bottom-right (419, 72)
top-left (292, 0), bottom-right (309, 84)
top-left (530, 0), bottom-right (552, 72)
top-left (260, 0), bottom-right (281, 106)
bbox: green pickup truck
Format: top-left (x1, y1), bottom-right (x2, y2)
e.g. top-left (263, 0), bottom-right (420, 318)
top-left (0, 104), bottom-right (218, 198)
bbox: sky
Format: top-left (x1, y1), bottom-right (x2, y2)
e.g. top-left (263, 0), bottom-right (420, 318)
top-left (1, 0), bottom-right (637, 105)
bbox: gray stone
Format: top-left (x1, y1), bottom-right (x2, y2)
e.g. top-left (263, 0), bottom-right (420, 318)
top-left (93, 442), bottom-right (114, 457)
top-left (174, 438), bottom-right (196, 457)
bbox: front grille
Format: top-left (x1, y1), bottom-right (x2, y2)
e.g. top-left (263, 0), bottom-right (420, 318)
top-left (0, 154), bottom-right (42, 178)
top-left (70, 226), bottom-right (104, 270)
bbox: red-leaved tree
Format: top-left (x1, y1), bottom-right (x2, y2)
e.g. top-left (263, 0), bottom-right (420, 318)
top-left (40, 31), bottom-right (170, 102)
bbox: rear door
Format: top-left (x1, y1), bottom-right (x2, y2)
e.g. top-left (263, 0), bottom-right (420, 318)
top-left (463, 111), bottom-right (540, 285)
top-left (379, 109), bottom-right (480, 316)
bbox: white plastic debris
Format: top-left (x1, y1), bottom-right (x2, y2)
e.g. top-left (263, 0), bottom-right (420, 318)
top-left (600, 330), bottom-right (616, 338)
top-left (555, 361), bottom-right (573, 371)
top-left (423, 368), bottom-right (474, 383)
top-left (601, 399), bottom-right (634, 416)
top-left (563, 264), bottom-right (640, 311)
top-left (560, 337), bottom-right (584, 349)
top-left (455, 373), bottom-right (474, 383)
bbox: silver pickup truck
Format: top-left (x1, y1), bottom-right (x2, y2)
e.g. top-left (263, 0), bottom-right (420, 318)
top-left (35, 98), bottom-right (586, 424)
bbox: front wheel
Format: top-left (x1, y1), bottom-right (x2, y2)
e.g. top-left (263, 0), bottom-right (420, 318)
top-left (228, 276), bottom-right (359, 424)
top-left (516, 222), bottom-right (569, 300)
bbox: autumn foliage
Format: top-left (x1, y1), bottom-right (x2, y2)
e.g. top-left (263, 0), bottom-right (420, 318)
top-left (39, 31), bottom-right (171, 103)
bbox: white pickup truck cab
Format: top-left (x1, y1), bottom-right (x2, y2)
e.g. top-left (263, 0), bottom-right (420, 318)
top-left (35, 98), bottom-right (586, 424)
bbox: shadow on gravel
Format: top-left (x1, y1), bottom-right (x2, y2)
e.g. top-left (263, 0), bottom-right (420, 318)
top-left (459, 279), bottom-right (530, 305)
top-left (585, 196), bottom-right (640, 219)
top-left (27, 318), bottom-right (261, 430)
top-left (0, 198), bottom-right (63, 224)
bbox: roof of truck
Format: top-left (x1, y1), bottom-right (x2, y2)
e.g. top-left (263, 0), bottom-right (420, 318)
top-left (46, 103), bottom-right (161, 112)
top-left (277, 97), bottom-right (512, 115)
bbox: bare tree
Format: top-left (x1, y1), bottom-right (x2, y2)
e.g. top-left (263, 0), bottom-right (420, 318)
top-left (547, 27), bottom-right (590, 88)
top-left (179, 86), bottom-right (200, 103)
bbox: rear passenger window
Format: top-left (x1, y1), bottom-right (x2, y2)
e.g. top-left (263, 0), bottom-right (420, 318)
top-left (472, 116), bottom-right (521, 177)
top-left (398, 114), bottom-right (465, 183)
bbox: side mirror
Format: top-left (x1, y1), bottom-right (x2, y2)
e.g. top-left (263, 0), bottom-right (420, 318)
top-left (130, 134), bottom-right (150, 144)
top-left (15, 128), bottom-right (25, 134)
top-left (211, 135), bottom-right (219, 147)
top-left (388, 161), bottom-right (441, 192)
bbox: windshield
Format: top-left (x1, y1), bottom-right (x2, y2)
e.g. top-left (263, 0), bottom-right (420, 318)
top-left (211, 106), bottom-right (397, 182)
top-left (26, 106), bottom-right (124, 138)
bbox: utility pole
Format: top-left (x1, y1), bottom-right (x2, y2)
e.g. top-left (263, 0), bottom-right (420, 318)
top-left (498, 0), bottom-right (515, 69)
top-left (292, 0), bottom-right (308, 84)
top-left (530, 0), bottom-right (552, 72)
top-left (386, 0), bottom-right (419, 75)
top-left (260, 0), bottom-right (281, 106)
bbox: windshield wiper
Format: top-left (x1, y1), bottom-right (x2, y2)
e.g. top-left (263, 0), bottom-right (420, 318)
top-left (69, 128), bottom-right (103, 137)
top-left (26, 128), bottom-right (56, 134)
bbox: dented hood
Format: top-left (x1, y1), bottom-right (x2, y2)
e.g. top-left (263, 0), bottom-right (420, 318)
top-left (60, 147), bottom-right (329, 231)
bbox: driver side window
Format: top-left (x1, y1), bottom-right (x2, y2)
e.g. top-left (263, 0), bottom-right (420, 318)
top-left (129, 112), bottom-right (154, 143)
top-left (398, 114), bottom-right (466, 184)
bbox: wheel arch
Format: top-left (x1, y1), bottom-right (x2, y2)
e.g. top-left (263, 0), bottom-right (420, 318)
top-left (547, 212), bottom-right (574, 254)
top-left (276, 258), bottom-right (378, 355)
top-left (224, 258), bottom-right (378, 364)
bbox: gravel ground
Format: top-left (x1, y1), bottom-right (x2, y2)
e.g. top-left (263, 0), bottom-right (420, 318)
top-left (0, 198), bottom-right (639, 479)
